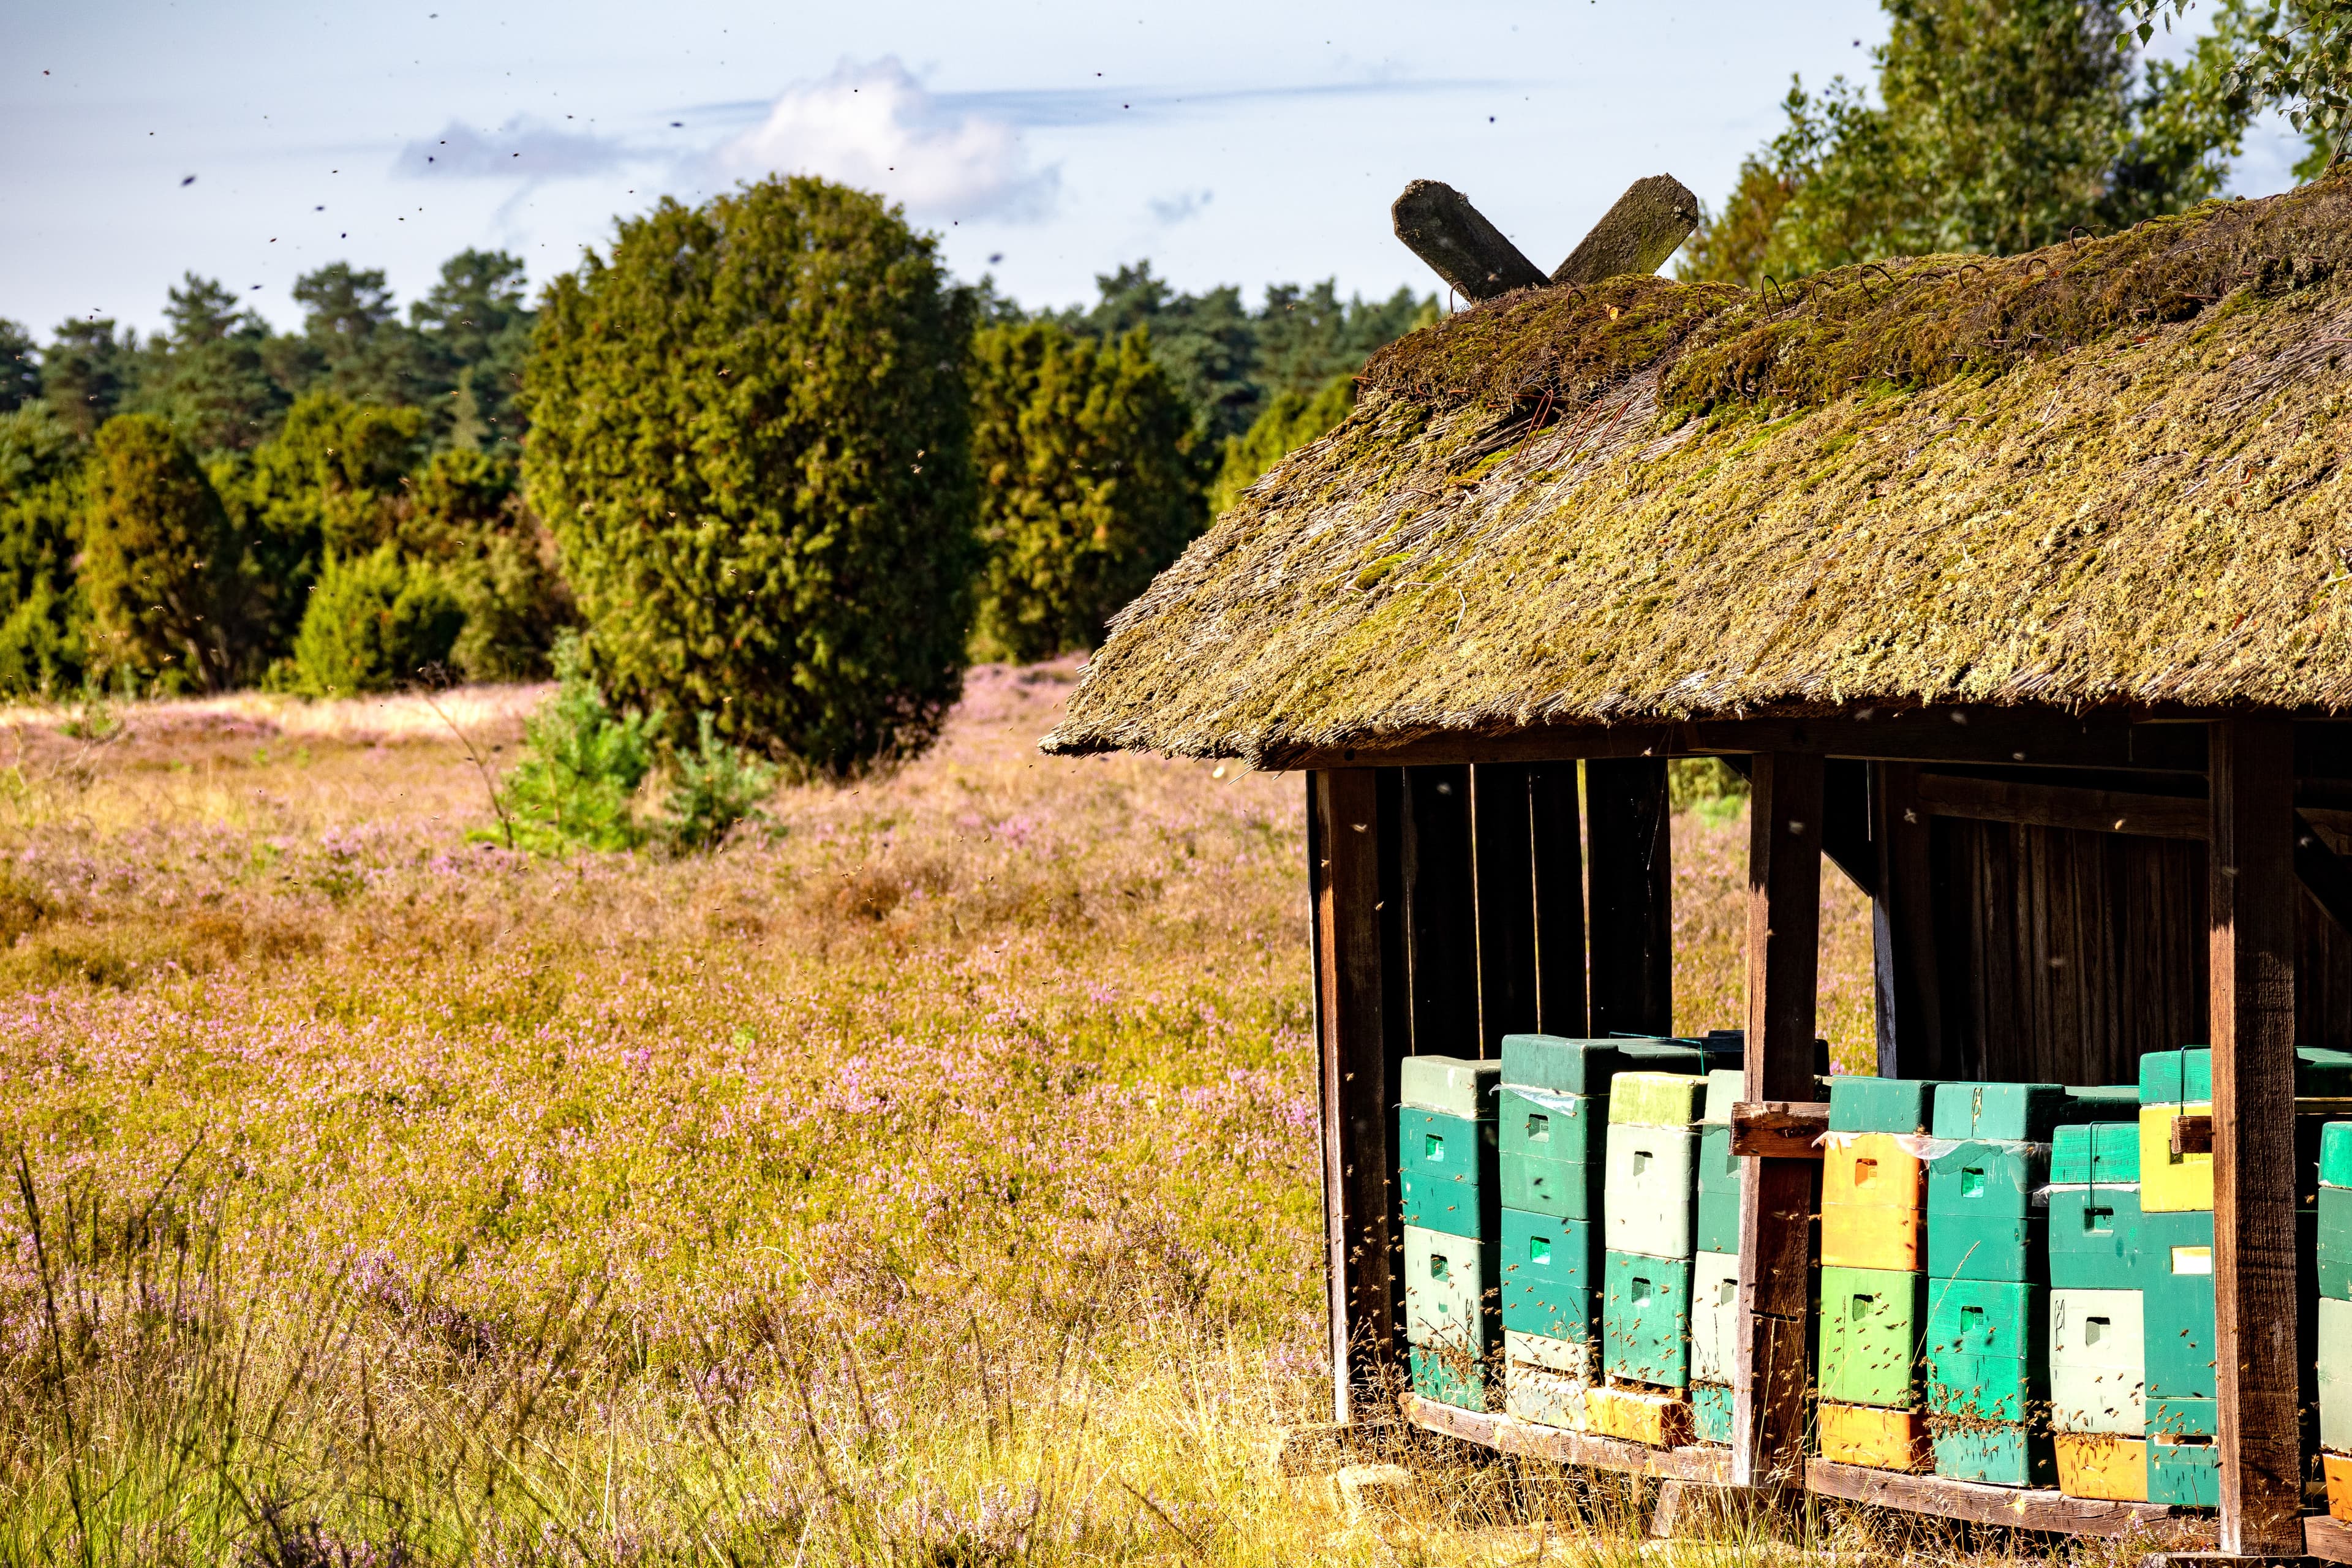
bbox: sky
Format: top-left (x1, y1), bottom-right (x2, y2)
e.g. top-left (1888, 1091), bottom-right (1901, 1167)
top-left (0, 0), bottom-right (2315, 341)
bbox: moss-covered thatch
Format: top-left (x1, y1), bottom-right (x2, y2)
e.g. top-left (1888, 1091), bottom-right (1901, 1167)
top-left (1043, 170), bottom-right (2352, 764)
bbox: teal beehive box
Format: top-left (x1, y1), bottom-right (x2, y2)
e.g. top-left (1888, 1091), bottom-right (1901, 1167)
top-left (1500, 1035), bottom-right (1672, 1096)
top-left (1601, 1249), bottom-right (1692, 1389)
top-left (2303, 1046), bottom-right (2352, 1093)
top-left (1694, 1381), bottom-right (1735, 1445)
top-left (2048, 1185), bottom-right (2143, 1291)
top-left (1928, 1141), bottom-right (2046, 1219)
top-left (1696, 1129), bottom-right (1741, 1253)
top-left (2149, 1440), bottom-right (2220, 1507)
top-left (1500, 1208), bottom-right (1597, 1343)
top-left (2093, 1120), bottom-right (2142, 1184)
top-left (1404, 1224), bottom-right (1500, 1355)
top-left (1929, 1212), bottom-right (2045, 1283)
top-left (2067, 1084), bottom-right (2143, 1122)
top-left (2051, 1286), bottom-right (2146, 1434)
top-left (1409, 1342), bottom-right (1488, 1409)
top-left (1499, 1087), bottom-right (1604, 1220)
top-left (2139, 1049), bottom-right (2212, 1106)
top-left (2323, 1121), bottom-right (2352, 1191)
top-left (1926, 1348), bottom-right (2037, 1423)
top-left (1828, 1077), bottom-right (1942, 1134)
top-left (1403, 1055), bottom-right (1501, 1118)
top-left (1933, 1424), bottom-right (2051, 1488)
top-left (1819, 1264), bottom-right (1924, 1408)
top-left (1400, 1107), bottom-right (1496, 1238)
top-left (2321, 1185), bottom-right (2352, 1300)
top-left (2150, 1395), bottom-right (2215, 1439)
top-left (2141, 1208), bottom-right (2215, 1401)
top-left (1926, 1278), bottom-right (2043, 1364)
top-left (1700, 1069), bottom-right (1744, 1125)
top-left (1931, 1081), bottom-right (2082, 1142)
top-left (2051, 1124), bottom-right (2095, 1186)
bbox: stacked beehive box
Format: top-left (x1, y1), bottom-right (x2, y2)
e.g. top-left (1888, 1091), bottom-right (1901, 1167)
top-left (1595, 1068), bottom-right (1706, 1446)
top-left (2047, 1115), bottom-right (2150, 1501)
top-left (1687, 1069), bottom-right (1747, 1447)
top-left (2135, 1047), bottom-right (2220, 1507)
top-left (1494, 1036), bottom-right (1701, 1430)
top-left (1817, 1078), bottom-right (1937, 1471)
top-left (2323, 1121), bottom-right (2352, 1515)
top-left (1398, 1055), bottom-right (1501, 1408)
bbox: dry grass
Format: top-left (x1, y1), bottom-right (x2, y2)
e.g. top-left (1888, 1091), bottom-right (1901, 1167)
top-left (0, 663), bottom-right (1901, 1564)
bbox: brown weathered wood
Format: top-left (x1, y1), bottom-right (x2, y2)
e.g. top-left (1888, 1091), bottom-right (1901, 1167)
top-left (1804, 1460), bottom-right (2217, 1542)
top-left (1471, 763), bottom-right (1541, 1050)
top-left (2208, 716), bottom-right (2302, 1556)
top-left (2307, 1513), bottom-right (2352, 1562)
top-left (1311, 770), bottom-right (1403, 1422)
top-left (2172, 1114), bottom-right (2214, 1156)
top-left (1528, 763), bottom-right (1588, 1035)
top-left (1823, 758), bottom-right (1877, 897)
top-left (1917, 772), bottom-right (2211, 839)
top-left (1730, 1101), bottom-right (1829, 1159)
top-left (1872, 762), bottom-right (1949, 1079)
top-left (1391, 180), bottom-right (1547, 301)
top-left (1400, 766), bottom-right (1477, 1057)
top-left (1551, 175), bottom-right (1700, 287)
top-left (1587, 756), bottom-right (1673, 1037)
top-left (1399, 1395), bottom-right (1735, 1483)
top-left (2297, 809), bottom-right (2352, 937)
top-left (1736, 752), bottom-right (1823, 1491)
top-left (1272, 708), bottom-right (2210, 774)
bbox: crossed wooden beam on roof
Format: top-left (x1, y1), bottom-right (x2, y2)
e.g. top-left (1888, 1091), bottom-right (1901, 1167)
top-left (1392, 174), bottom-right (1701, 301)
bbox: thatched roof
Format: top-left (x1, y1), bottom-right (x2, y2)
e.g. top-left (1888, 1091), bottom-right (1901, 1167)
top-left (1043, 171), bottom-right (2352, 764)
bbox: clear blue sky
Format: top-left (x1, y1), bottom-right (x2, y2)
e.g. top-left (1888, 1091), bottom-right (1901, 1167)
top-left (0, 0), bottom-right (2308, 339)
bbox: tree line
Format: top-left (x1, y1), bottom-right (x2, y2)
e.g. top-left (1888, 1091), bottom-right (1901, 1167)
top-left (0, 212), bottom-right (1428, 758)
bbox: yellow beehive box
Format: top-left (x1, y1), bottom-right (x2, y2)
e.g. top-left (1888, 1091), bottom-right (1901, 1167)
top-left (1586, 1383), bottom-right (1692, 1448)
top-left (2326, 1453), bottom-right (2352, 1522)
top-left (1822, 1203), bottom-right (1924, 1270)
top-left (1823, 1133), bottom-right (1926, 1210)
top-left (1817, 1402), bottom-right (1928, 1472)
top-left (2056, 1433), bottom-right (2149, 1501)
top-left (2139, 1103), bottom-right (2213, 1213)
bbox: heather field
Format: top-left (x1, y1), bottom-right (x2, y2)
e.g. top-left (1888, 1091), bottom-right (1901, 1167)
top-left (0, 663), bottom-right (1880, 1566)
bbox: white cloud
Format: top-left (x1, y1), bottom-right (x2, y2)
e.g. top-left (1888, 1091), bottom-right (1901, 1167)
top-left (393, 117), bottom-right (633, 179)
top-left (1149, 188), bottom-right (1213, 225)
top-left (712, 58), bottom-right (1058, 222)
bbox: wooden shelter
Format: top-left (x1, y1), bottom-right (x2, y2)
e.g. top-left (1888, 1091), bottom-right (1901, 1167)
top-left (1041, 170), bottom-right (2352, 1555)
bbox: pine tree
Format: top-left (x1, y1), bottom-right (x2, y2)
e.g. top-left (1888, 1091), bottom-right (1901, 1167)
top-left (1209, 374), bottom-right (1356, 519)
top-left (81, 415), bottom-right (239, 692)
top-left (0, 403), bottom-right (89, 695)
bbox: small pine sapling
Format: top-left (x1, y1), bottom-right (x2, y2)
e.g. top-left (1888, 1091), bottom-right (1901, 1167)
top-left (660, 712), bottom-right (778, 853)
top-left (495, 633), bottom-right (658, 853)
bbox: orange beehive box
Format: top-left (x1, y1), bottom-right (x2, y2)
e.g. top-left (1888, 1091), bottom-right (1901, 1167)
top-left (1586, 1384), bottom-right (1692, 1449)
top-left (2055, 1433), bottom-right (2149, 1502)
top-left (1823, 1133), bottom-right (1926, 1210)
top-left (1821, 1204), bottom-right (1924, 1270)
top-left (1817, 1402), bottom-right (1928, 1472)
top-left (2326, 1452), bottom-right (2352, 1521)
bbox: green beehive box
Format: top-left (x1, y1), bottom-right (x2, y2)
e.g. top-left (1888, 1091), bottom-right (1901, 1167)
top-left (2068, 1084), bottom-right (2143, 1121)
top-left (1694, 1381), bottom-right (1735, 1445)
top-left (2150, 1395), bottom-right (2214, 1439)
top-left (1604, 1121), bottom-right (1697, 1258)
top-left (1404, 1224), bottom-right (1499, 1353)
top-left (2141, 1209), bottom-right (2215, 1401)
top-left (1501, 1208), bottom-right (1598, 1342)
top-left (1926, 1278), bottom-right (2043, 1363)
top-left (2051, 1117), bottom-right (2144, 1186)
top-left (1689, 1250), bottom-right (1741, 1386)
top-left (1601, 1249), bottom-right (1692, 1389)
top-left (1403, 1055), bottom-right (1501, 1119)
top-left (2148, 1439), bottom-right (2219, 1507)
top-left (1610, 1072), bottom-right (1705, 1129)
top-left (1501, 1035), bottom-right (1677, 1096)
top-left (1932, 1082), bottom-right (2079, 1142)
top-left (2051, 1125), bottom-right (2095, 1186)
top-left (2324, 1121), bottom-right (2352, 1190)
top-left (1828, 1076), bottom-right (1943, 1134)
top-left (2051, 1286), bottom-right (2146, 1434)
top-left (1926, 1349), bottom-right (2038, 1423)
top-left (1932, 1422), bottom-right (2052, 1488)
top-left (1505, 1355), bottom-right (1589, 1428)
top-left (1928, 1141), bottom-right (2046, 1219)
top-left (2139, 1049), bottom-right (2212, 1106)
top-left (1506, 1326), bottom-right (1594, 1377)
top-left (1501, 1087), bottom-right (1606, 1166)
top-left (2049, 1185), bottom-right (2143, 1291)
top-left (1409, 1342), bottom-right (1488, 1409)
top-left (2321, 1185), bottom-right (2352, 1301)
top-left (1697, 1186), bottom-right (1742, 1255)
top-left (1399, 1108), bottom-right (1496, 1239)
top-left (1700, 1069), bottom-right (1744, 1125)
top-left (2324, 1297), bottom-right (2352, 1452)
top-left (1819, 1264), bottom-right (1924, 1409)
top-left (1696, 1124), bottom-right (1741, 1193)
top-left (2304, 1046), bottom-right (2352, 1093)
top-left (1928, 1211), bottom-right (2046, 1283)
top-left (1503, 1150), bottom-right (1602, 1222)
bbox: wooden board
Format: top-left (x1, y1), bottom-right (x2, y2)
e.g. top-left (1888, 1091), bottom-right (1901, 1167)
top-left (1873, 761), bottom-right (1950, 1078)
top-left (1586, 757), bottom-right (1673, 1038)
top-left (1804, 1459), bottom-right (2215, 1543)
top-left (2207, 717), bottom-right (2304, 1555)
top-left (1916, 772), bottom-right (2210, 839)
top-left (1399, 1395), bottom-right (1735, 1483)
top-left (2307, 1513), bottom-right (2352, 1563)
top-left (1730, 1101), bottom-right (1828, 1159)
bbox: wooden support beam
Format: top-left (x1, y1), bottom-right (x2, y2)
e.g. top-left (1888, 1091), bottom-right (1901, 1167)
top-left (2207, 717), bottom-right (2302, 1556)
top-left (1311, 770), bottom-right (1404, 1422)
top-left (1471, 763), bottom-right (1540, 1049)
top-left (1804, 1460), bottom-right (2215, 1544)
top-left (1730, 1101), bottom-right (1829, 1159)
top-left (1400, 766), bottom-right (1477, 1057)
top-left (1551, 174), bottom-right (1702, 287)
top-left (1528, 763), bottom-right (1588, 1035)
top-left (1401, 1395), bottom-right (1735, 1483)
top-left (1587, 757), bottom-right (1673, 1038)
top-left (1915, 772), bottom-right (2209, 838)
top-left (1822, 758), bottom-right (1876, 897)
top-left (2297, 809), bottom-right (2352, 936)
top-left (1735, 752), bottom-right (1823, 1490)
top-left (1391, 181), bottom-right (1547, 301)
top-left (1871, 763), bottom-right (1948, 1079)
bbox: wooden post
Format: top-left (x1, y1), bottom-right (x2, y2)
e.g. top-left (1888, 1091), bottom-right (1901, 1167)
top-left (1736, 752), bottom-right (1823, 1488)
top-left (2207, 718), bottom-right (2301, 1555)
top-left (1529, 763), bottom-right (1589, 1035)
top-left (1872, 763), bottom-right (1948, 1079)
top-left (1311, 769), bottom-right (1403, 1422)
top-left (1391, 181), bottom-right (1547, 301)
top-left (1550, 173), bottom-right (1702, 287)
top-left (1473, 763), bottom-right (1541, 1050)
top-left (1588, 757), bottom-right (1674, 1037)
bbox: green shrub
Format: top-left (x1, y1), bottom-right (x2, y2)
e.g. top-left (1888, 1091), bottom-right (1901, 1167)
top-left (496, 633), bottom-right (657, 854)
top-left (1209, 373), bottom-right (1355, 518)
top-left (80, 414), bottom-right (239, 692)
top-left (968, 322), bottom-right (1204, 663)
top-left (404, 450), bottom-right (575, 681)
top-left (287, 546), bottom-right (463, 696)
top-left (523, 175), bottom-right (977, 776)
top-left (0, 402), bottom-right (89, 696)
top-left (660, 712), bottom-right (777, 852)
